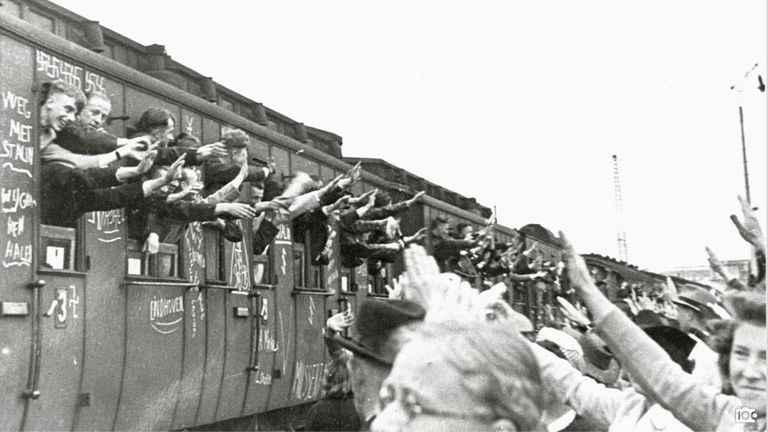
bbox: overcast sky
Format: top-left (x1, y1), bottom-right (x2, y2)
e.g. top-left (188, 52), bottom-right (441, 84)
top-left (54, 0), bottom-right (767, 271)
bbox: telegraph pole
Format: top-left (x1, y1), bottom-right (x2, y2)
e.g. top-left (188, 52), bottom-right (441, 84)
top-left (731, 63), bottom-right (762, 203)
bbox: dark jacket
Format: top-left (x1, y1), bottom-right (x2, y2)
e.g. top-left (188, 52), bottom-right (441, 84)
top-left (361, 199), bottom-right (412, 220)
top-left (294, 209), bottom-right (332, 265)
top-left (41, 163), bottom-right (145, 227)
top-left (430, 233), bottom-right (474, 271)
top-left (203, 160), bottom-right (269, 196)
top-left (127, 197), bottom-right (218, 243)
top-left (55, 124), bottom-right (118, 154)
top-left (56, 126), bottom-right (204, 167)
top-left (304, 395), bottom-right (361, 432)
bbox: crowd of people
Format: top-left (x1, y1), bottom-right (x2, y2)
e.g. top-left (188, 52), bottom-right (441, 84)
top-left (36, 79), bottom-right (765, 431)
top-left (309, 196), bottom-right (765, 432)
top-left (37, 79), bottom-right (427, 271)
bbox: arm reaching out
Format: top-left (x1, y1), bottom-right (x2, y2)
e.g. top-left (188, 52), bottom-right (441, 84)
top-left (142, 154), bottom-right (185, 197)
top-left (731, 195), bottom-right (766, 254)
top-left (204, 159), bottom-right (249, 204)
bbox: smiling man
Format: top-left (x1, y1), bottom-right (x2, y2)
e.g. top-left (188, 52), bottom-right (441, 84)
top-left (38, 79), bottom-right (85, 149)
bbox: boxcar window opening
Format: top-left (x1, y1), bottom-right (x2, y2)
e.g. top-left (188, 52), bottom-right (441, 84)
top-left (125, 204), bottom-right (182, 280)
top-left (290, 225), bottom-right (326, 290)
top-left (340, 267), bottom-right (355, 293)
top-left (39, 223), bottom-right (79, 272)
top-left (203, 226), bottom-right (227, 284)
top-left (251, 249), bottom-right (273, 287)
top-left (292, 241), bottom-right (306, 288)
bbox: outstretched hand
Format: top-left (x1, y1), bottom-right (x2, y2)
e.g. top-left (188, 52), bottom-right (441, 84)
top-left (559, 231), bottom-right (614, 322)
top-left (385, 276), bottom-right (405, 300)
top-left (216, 203), bottom-right (257, 219)
top-left (196, 142), bottom-right (228, 161)
top-left (404, 227), bottom-right (427, 244)
top-left (326, 310), bottom-right (353, 333)
top-left (731, 195), bottom-right (766, 253)
top-left (164, 154), bottom-right (186, 183)
top-left (135, 150), bottom-right (158, 175)
top-left (407, 191), bottom-right (425, 205)
top-left (121, 140), bottom-right (158, 162)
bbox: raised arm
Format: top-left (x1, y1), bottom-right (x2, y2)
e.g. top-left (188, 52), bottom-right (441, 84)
top-left (54, 124), bottom-right (120, 154)
top-left (204, 159), bottom-right (249, 204)
top-left (529, 343), bottom-right (622, 430)
top-left (561, 231), bottom-right (740, 432)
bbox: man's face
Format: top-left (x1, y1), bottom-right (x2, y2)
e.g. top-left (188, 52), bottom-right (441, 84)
top-left (152, 118), bottom-right (175, 144)
top-left (43, 93), bottom-right (77, 131)
top-left (79, 96), bottom-right (111, 129)
top-left (434, 222), bottom-right (449, 236)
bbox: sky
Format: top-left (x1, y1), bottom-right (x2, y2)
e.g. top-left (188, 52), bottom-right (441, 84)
top-left (54, 0), bottom-right (767, 271)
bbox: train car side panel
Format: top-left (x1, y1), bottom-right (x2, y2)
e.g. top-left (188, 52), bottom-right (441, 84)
top-left (0, 33), bottom-right (36, 432)
top-left (195, 287), bottom-right (226, 426)
top-left (23, 274), bottom-right (84, 431)
top-left (114, 284), bottom-right (185, 431)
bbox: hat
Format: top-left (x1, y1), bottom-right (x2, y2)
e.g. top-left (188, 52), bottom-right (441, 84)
top-left (672, 288), bottom-right (719, 320)
top-left (579, 330), bottom-right (621, 385)
top-left (333, 299), bottom-right (425, 366)
top-left (634, 310), bottom-right (666, 329)
top-left (537, 327), bottom-right (586, 372)
top-left (643, 325), bottom-right (696, 373)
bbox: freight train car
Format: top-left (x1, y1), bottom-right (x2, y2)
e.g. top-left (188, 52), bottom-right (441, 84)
top-left (0, 5), bottom-right (550, 431)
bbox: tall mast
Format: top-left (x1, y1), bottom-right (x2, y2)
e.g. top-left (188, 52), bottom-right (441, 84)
top-left (612, 154), bottom-right (628, 262)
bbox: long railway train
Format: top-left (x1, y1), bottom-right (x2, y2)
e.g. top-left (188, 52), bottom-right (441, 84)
top-left (0, 3), bottom-right (544, 431)
top-left (1, 2), bottom-right (711, 430)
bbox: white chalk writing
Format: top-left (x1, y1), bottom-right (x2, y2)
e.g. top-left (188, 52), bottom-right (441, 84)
top-left (9, 118), bottom-right (32, 143)
top-left (87, 210), bottom-right (123, 242)
top-left (189, 289), bottom-right (205, 339)
top-left (0, 140), bottom-right (33, 165)
top-left (275, 224), bottom-right (291, 245)
top-left (3, 239), bottom-right (31, 267)
top-left (50, 285), bottom-right (79, 328)
top-left (253, 370), bottom-right (272, 386)
top-left (185, 222), bottom-right (205, 286)
top-left (292, 361), bottom-right (325, 400)
top-left (280, 248), bottom-right (287, 275)
top-left (1, 85), bottom-right (34, 270)
top-left (277, 310), bottom-right (292, 374)
top-left (184, 116), bottom-right (194, 135)
top-left (84, 71), bottom-right (105, 94)
top-left (307, 297), bottom-right (316, 325)
top-left (6, 215), bottom-right (24, 237)
top-left (230, 223), bottom-right (250, 291)
top-left (259, 297), bottom-right (269, 322)
top-left (149, 294), bottom-right (184, 334)
top-left (258, 327), bottom-right (279, 352)
top-left (36, 50), bottom-right (83, 88)
top-left (1, 90), bottom-right (31, 119)
top-left (1, 188), bottom-right (36, 214)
